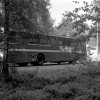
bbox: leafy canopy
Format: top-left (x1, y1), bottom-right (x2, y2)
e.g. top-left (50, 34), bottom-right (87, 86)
top-left (0, 0), bottom-right (53, 34)
top-left (63, 0), bottom-right (100, 37)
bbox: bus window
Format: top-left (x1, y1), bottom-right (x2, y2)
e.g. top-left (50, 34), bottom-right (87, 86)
top-left (65, 39), bottom-right (71, 46)
top-left (55, 37), bottom-right (58, 45)
top-left (9, 37), bottom-right (17, 44)
top-left (28, 34), bottom-right (39, 44)
top-left (39, 34), bottom-right (48, 45)
top-left (8, 32), bottom-right (17, 44)
top-left (47, 36), bottom-right (52, 45)
top-left (52, 36), bottom-right (57, 45)
top-left (58, 37), bottom-right (62, 46)
top-left (62, 38), bottom-right (66, 46)
top-left (29, 38), bottom-right (36, 44)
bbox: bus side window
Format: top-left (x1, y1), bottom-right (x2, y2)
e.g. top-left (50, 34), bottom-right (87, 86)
top-left (58, 38), bottom-right (62, 46)
top-left (47, 36), bottom-right (52, 45)
top-left (29, 38), bottom-right (35, 44)
top-left (28, 34), bottom-right (39, 44)
top-left (39, 34), bottom-right (47, 45)
top-left (66, 39), bottom-right (71, 46)
top-left (8, 32), bottom-right (17, 44)
top-left (62, 38), bottom-right (66, 46)
top-left (9, 37), bottom-right (17, 44)
top-left (52, 36), bottom-right (57, 45)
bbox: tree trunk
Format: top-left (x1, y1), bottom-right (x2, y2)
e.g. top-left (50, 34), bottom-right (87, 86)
top-left (2, 0), bottom-right (9, 77)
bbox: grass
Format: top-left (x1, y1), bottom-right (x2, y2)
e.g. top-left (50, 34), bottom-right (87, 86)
top-left (0, 62), bottom-right (100, 100)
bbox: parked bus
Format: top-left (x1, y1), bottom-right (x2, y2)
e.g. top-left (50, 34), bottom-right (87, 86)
top-left (0, 31), bottom-right (87, 66)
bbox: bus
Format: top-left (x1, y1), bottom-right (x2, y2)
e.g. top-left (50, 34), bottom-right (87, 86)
top-left (0, 31), bottom-right (87, 66)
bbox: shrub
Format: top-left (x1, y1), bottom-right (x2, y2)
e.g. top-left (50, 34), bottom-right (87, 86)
top-left (4, 89), bottom-right (51, 100)
top-left (77, 62), bottom-right (100, 77)
top-left (1, 62), bottom-right (100, 100)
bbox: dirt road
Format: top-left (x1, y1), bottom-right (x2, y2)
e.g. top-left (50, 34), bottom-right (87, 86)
top-left (17, 62), bottom-right (83, 72)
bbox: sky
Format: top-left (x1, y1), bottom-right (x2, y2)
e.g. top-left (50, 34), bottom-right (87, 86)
top-left (49, 0), bottom-right (93, 26)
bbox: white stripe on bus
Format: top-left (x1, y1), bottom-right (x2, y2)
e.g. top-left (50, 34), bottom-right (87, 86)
top-left (9, 43), bottom-right (52, 47)
top-left (9, 49), bottom-right (65, 53)
top-left (28, 44), bottom-right (52, 46)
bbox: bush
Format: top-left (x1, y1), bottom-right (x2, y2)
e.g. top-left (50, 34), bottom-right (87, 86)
top-left (1, 62), bottom-right (100, 100)
top-left (4, 89), bottom-right (51, 100)
top-left (77, 62), bottom-right (100, 77)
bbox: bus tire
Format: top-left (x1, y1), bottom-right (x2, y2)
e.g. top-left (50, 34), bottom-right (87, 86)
top-left (68, 61), bottom-right (73, 64)
top-left (57, 62), bottom-right (61, 65)
top-left (36, 54), bottom-right (45, 66)
top-left (18, 62), bottom-right (28, 66)
top-left (68, 61), bottom-right (76, 64)
top-left (30, 61), bottom-right (37, 66)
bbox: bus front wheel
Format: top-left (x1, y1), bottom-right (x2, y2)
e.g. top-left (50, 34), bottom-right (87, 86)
top-left (18, 62), bottom-right (28, 66)
top-left (68, 61), bottom-right (76, 64)
top-left (36, 54), bottom-right (45, 66)
top-left (68, 61), bottom-right (73, 64)
top-left (57, 62), bottom-right (61, 65)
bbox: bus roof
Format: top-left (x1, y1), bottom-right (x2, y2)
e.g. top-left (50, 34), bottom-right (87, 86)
top-left (9, 31), bottom-right (87, 41)
top-left (9, 31), bottom-right (75, 39)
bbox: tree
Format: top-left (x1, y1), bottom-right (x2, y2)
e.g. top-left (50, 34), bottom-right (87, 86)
top-left (1, 0), bottom-right (9, 79)
top-left (63, 0), bottom-right (100, 62)
top-left (63, 0), bottom-right (100, 37)
top-left (0, 1), bottom-right (4, 27)
top-left (0, 0), bottom-right (53, 79)
top-left (55, 17), bottom-right (74, 36)
top-left (0, 0), bottom-right (53, 34)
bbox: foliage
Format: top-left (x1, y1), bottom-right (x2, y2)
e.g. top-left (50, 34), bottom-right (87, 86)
top-left (63, 0), bottom-right (100, 37)
top-left (0, 63), bottom-right (100, 100)
top-left (55, 17), bottom-right (74, 36)
top-left (0, 0), bottom-right (53, 34)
